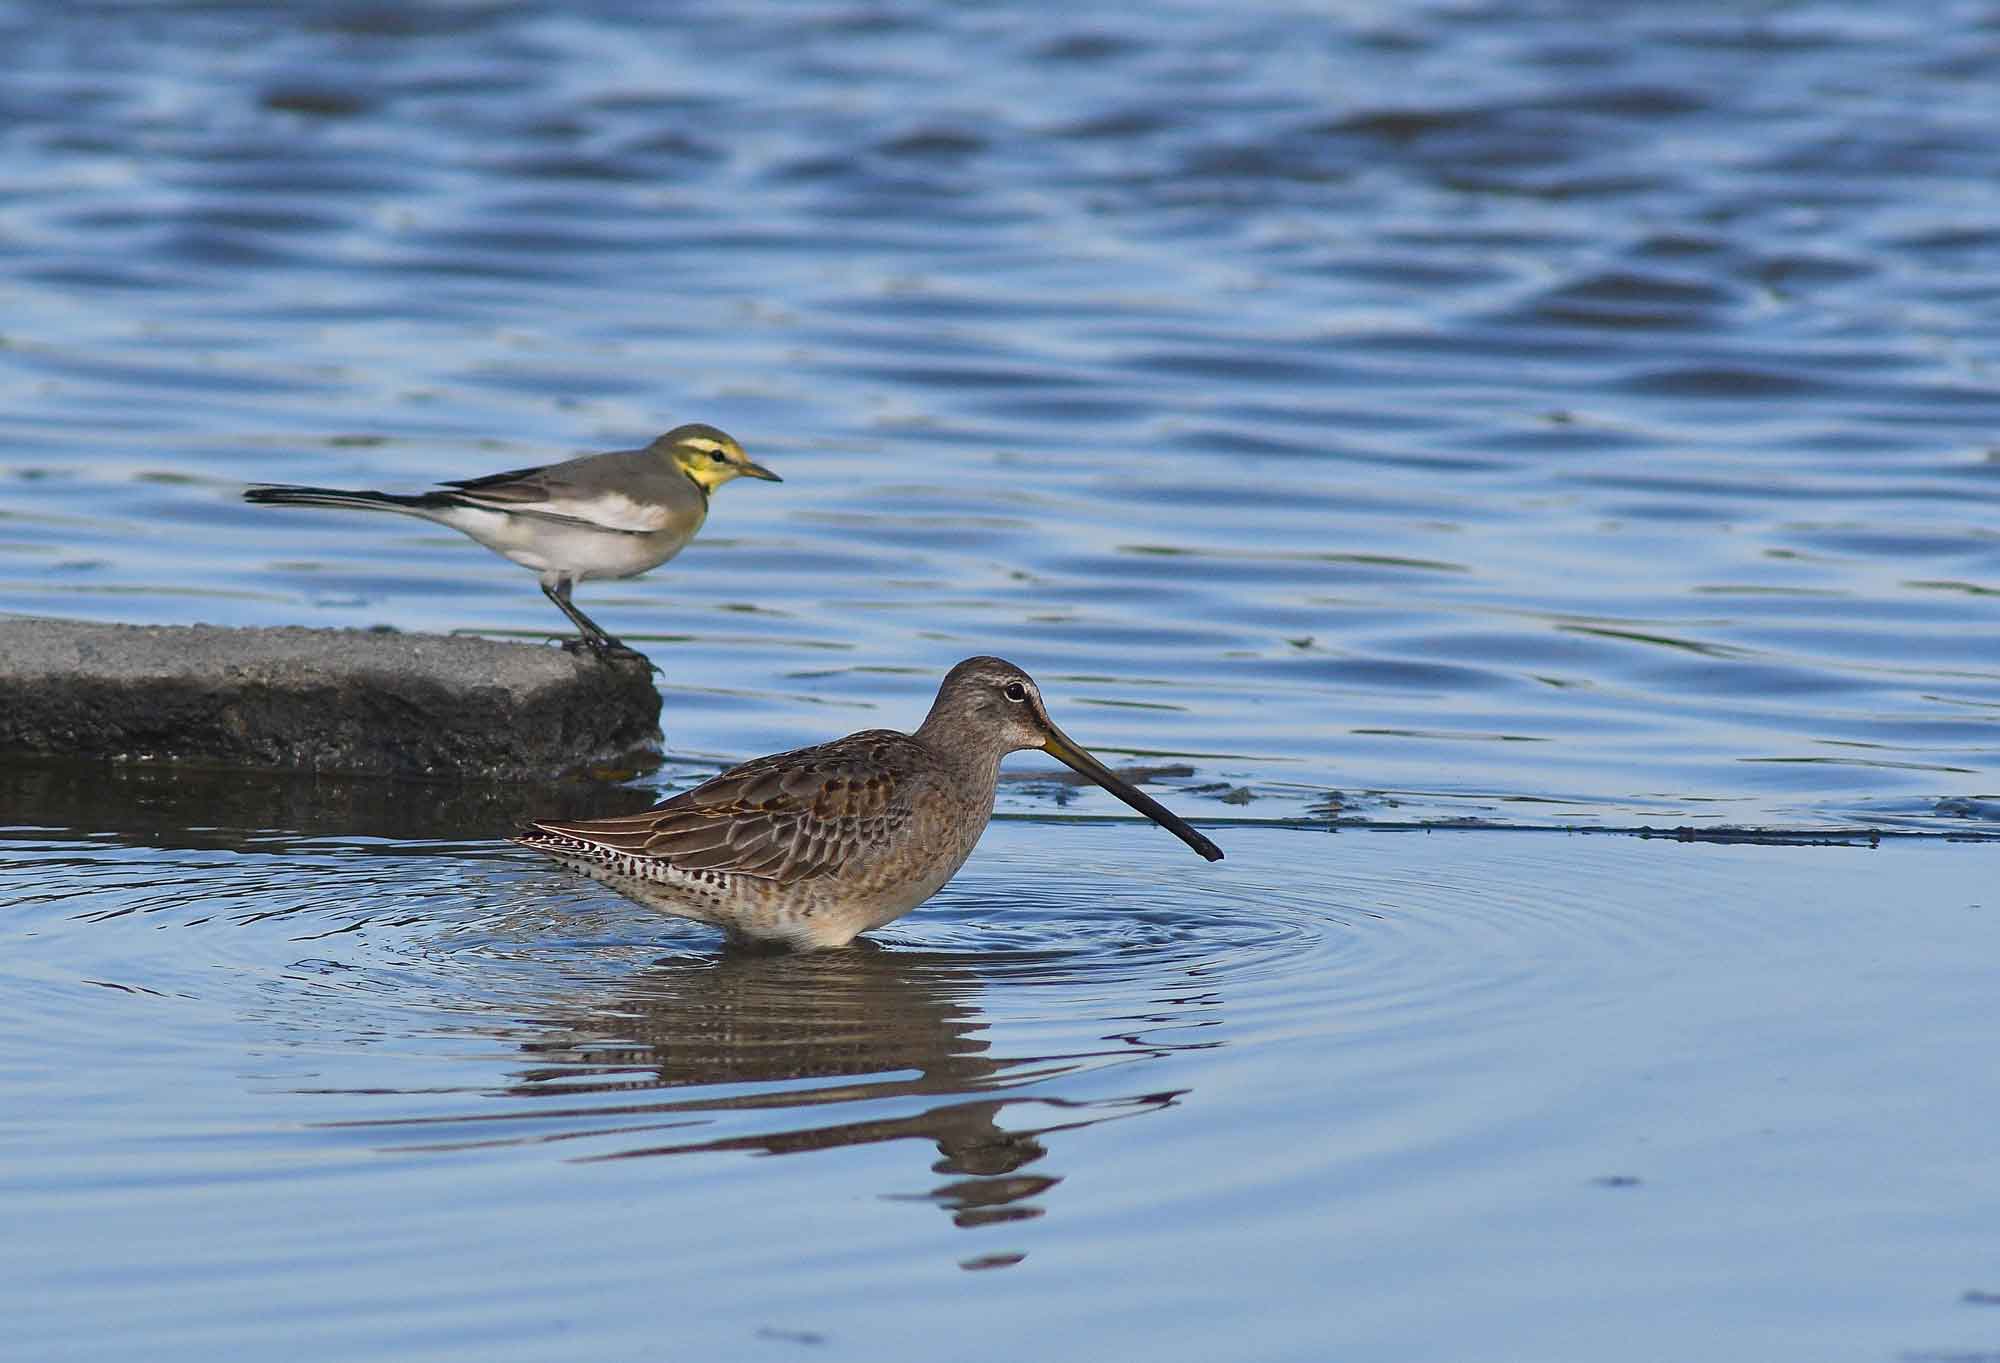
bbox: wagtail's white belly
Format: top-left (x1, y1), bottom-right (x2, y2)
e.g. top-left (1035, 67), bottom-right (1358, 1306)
top-left (432, 503), bottom-right (706, 580)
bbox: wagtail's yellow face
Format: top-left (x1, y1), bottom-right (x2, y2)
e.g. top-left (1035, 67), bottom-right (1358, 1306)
top-left (657, 423), bottom-right (782, 491)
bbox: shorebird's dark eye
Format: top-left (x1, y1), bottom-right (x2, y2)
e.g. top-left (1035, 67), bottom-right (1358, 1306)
top-left (1003, 682), bottom-right (1028, 702)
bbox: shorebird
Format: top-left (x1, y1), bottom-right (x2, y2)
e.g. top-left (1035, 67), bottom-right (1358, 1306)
top-left (244, 423), bottom-right (779, 660)
top-left (514, 656), bottom-right (1223, 948)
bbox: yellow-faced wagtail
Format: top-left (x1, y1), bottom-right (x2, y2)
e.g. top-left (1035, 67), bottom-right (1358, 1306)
top-left (245, 423), bottom-right (778, 660)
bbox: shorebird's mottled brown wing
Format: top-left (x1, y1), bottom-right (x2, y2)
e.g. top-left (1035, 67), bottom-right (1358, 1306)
top-left (518, 730), bottom-right (927, 885)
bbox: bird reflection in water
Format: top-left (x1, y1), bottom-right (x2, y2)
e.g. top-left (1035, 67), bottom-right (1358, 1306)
top-left (336, 943), bottom-right (1189, 1258)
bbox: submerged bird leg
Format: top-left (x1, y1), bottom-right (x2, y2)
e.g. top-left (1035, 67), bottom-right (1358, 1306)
top-left (541, 576), bottom-right (648, 665)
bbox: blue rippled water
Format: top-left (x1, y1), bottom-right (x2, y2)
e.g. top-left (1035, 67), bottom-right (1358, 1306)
top-left (3, 3), bottom-right (1999, 1360)
top-left (3, 0), bottom-right (1997, 831)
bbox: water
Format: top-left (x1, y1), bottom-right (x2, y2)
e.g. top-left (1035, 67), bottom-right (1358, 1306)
top-left (6, 816), bottom-right (1999, 1360)
top-left (2, 1), bottom-right (1998, 1358)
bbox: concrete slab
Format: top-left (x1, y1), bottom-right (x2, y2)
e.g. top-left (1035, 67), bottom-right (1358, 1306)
top-left (0, 616), bottom-right (662, 781)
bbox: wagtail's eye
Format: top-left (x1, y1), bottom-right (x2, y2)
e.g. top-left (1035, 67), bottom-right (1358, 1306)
top-left (1003, 682), bottom-right (1028, 702)
top-left (709, 450), bottom-right (728, 462)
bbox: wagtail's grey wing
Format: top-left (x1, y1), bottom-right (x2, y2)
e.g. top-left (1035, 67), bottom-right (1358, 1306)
top-left (246, 447), bottom-right (701, 561)
top-left (440, 447), bottom-right (707, 536)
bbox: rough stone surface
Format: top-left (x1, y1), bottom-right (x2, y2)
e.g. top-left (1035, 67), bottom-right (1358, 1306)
top-left (0, 616), bottom-right (662, 780)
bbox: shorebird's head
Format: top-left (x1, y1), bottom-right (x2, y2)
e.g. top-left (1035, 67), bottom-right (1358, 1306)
top-left (924, 656), bottom-right (1224, 862)
top-left (654, 423), bottom-right (781, 492)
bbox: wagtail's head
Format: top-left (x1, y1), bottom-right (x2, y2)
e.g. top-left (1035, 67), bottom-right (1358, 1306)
top-left (654, 423), bottom-right (781, 491)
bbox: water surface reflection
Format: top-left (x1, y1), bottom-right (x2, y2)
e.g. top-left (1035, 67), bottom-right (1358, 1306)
top-left (322, 941), bottom-right (1193, 1252)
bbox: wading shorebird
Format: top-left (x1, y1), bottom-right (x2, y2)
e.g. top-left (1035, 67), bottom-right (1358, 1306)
top-left (514, 656), bottom-right (1224, 948)
top-left (244, 423), bottom-right (779, 661)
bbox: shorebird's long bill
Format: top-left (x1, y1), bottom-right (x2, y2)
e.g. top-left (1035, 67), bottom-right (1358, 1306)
top-left (740, 461), bottom-right (783, 482)
top-left (1041, 724), bottom-right (1224, 862)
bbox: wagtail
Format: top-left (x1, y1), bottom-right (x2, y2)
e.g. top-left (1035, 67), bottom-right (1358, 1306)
top-left (245, 423), bottom-right (779, 660)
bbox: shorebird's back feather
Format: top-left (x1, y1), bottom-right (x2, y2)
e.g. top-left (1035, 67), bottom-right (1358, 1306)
top-left (517, 730), bottom-right (932, 886)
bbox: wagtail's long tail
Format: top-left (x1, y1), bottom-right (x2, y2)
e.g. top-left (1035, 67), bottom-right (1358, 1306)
top-left (244, 484), bottom-right (452, 515)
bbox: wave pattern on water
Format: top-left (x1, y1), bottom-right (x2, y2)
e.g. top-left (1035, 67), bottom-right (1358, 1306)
top-left (3, 3), bottom-right (1999, 834)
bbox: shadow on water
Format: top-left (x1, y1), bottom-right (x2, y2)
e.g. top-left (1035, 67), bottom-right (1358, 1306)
top-left (0, 757), bottom-right (664, 846)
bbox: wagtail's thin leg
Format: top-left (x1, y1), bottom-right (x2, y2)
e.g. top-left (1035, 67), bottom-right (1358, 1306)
top-left (541, 576), bottom-right (647, 664)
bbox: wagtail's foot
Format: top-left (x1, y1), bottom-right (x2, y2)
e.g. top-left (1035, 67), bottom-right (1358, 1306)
top-left (563, 634), bottom-right (656, 670)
